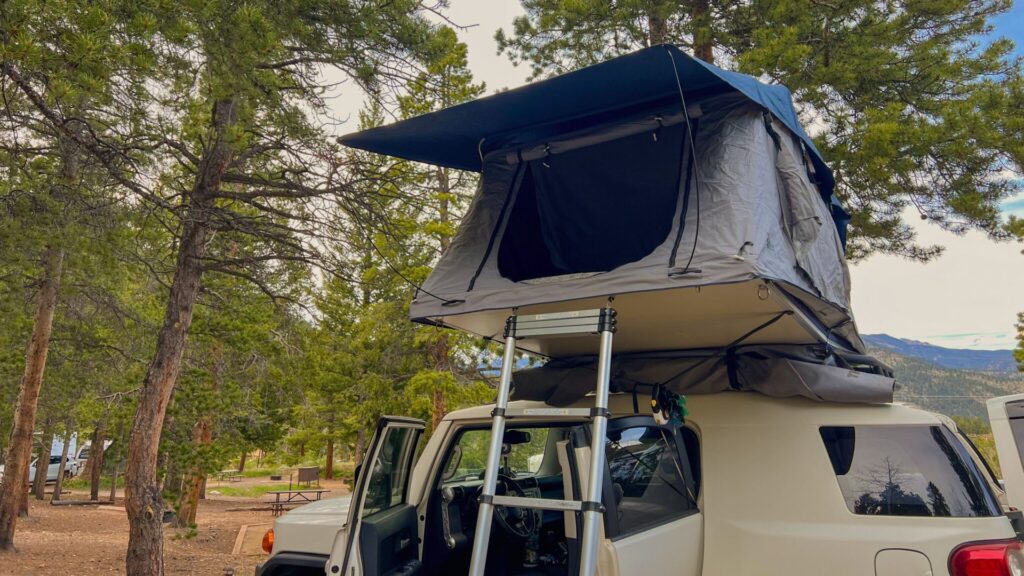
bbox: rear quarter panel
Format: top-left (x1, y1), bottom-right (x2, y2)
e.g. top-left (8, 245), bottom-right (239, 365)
top-left (687, 393), bottom-right (1015, 576)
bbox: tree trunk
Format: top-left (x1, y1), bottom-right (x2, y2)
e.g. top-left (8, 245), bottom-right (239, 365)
top-left (355, 430), bottom-right (366, 467)
top-left (325, 439), bottom-right (334, 480)
top-left (648, 11), bottom-right (668, 45)
top-left (82, 425), bottom-right (99, 484)
top-left (174, 342), bottom-right (221, 529)
top-left (51, 427), bottom-right (73, 503)
top-left (18, 468), bottom-right (29, 518)
top-left (431, 388), bottom-right (447, 432)
top-left (124, 214), bottom-right (210, 569)
top-left (89, 423), bottom-right (107, 502)
top-left (428, 334), bottom-right (452, 431)
top-left (33, 423), bottom-right (54, 500)
top-left (173, 419), bottom-right (210, 527)
top-left (238, 451), bottom-right (247, 473)
top-left (124, 97), bottom-right (235, 576)
top-left (154, 392), bottom-right (176, 495)
top-left (690, 0), bottom-right (714, 63)
top-left (0, 245), bottom-right (65, 551)
top-left (435, 166), bottom-right (452, 253)
top-left (109, 461), bottom-right (120, 504)
top-left (430, 166), bottom-right (454, 432)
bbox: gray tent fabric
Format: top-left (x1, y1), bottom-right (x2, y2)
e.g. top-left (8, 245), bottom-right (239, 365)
top-left (410, 95), bottom-right (863, 356)
top-left (338, 46), bottom-right (893, 404)
top-left (510, 346), bottom-right (896, 406)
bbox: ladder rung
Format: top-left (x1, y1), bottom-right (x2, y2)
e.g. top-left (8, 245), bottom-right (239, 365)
top-left (491, 495), bottom-right (583, 512)
top-left (512, 309), bottom-right (615, 338)
top-left (504, 408), bottom-right (592, 418)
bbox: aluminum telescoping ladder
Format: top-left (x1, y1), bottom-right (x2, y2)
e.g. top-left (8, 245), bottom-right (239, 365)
top-left (468, 306), bottom-right (617, 576)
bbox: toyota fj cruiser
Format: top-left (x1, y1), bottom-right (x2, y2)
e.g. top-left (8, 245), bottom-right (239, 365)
top-left (258, 391), bottom-right (1024, 576)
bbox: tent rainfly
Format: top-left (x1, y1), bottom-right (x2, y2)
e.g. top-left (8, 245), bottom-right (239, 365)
top-left (340, 45), bottom-right (896, 404)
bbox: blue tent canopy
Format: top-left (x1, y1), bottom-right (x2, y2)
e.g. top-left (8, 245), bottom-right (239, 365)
top-left (340, 44), bottom-right (849, 240)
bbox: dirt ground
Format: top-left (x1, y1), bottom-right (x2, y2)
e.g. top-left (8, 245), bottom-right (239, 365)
top-left (0, 475), bottom-right (350, 576)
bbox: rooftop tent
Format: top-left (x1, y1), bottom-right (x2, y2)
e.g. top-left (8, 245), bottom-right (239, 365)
top-left (339, 45), bottom-right (866, 363)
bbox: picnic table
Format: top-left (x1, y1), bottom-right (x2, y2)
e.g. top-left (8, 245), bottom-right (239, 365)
top-left (267, 488), bottom-right (331, 516)
top-left (218, 470), bottom-right (242, 482)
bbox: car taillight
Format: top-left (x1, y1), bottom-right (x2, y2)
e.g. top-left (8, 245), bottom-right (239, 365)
top-left (950, 539), bottom-right (1024, 576)
top-left (261, 528), bottom-right (274, 554)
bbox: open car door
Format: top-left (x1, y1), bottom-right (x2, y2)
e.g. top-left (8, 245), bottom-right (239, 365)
top-left (987, 394), bottom-right (1024, 510)
top-left (327, 416), bottom-right (425, 576)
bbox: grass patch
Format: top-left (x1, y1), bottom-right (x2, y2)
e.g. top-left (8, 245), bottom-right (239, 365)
top-left (240, 468), bottom-right (281, 478)
top-left (64, 476), bottom-right (123, 490)
top-left (333, 461), bottom-right (356, 482)
top-left (212, 483), bottom-right (289, 498)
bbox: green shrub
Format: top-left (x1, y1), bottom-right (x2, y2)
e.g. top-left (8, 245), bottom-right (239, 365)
top-left (334, 461), bottom-right (356, 483)
top-left (212, 483), bottom-right (290, 498)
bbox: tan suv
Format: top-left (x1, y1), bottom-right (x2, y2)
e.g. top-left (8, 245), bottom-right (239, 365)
top-left (321, 392), bottom-right (1024, 576)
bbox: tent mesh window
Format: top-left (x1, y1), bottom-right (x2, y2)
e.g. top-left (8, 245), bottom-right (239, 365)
top-left (497, 124), bottom-right (685, 282)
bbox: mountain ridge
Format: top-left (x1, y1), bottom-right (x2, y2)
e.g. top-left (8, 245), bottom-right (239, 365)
top-left (863, 334), bottom-right (1023, 419)
top-left (864, 333), bottom-right (1018, 372)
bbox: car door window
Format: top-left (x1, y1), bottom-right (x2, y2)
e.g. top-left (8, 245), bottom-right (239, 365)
top-left (605, 425), bottom-right (697, 536)
top-left (362, 426), bottom-right (419, 518)
top-left (443, 428), bottom-right (550, 484)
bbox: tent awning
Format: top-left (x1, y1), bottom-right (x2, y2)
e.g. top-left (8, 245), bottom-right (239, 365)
top-left (339, 44), bottom-right (836, 200)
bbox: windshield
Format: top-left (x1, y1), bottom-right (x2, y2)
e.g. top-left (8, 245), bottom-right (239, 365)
top-left (443, 428), bottom-right (550, 484)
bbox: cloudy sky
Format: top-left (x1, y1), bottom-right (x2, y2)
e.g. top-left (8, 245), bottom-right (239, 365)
top-left (333, 1), bottom-right (1024, 350)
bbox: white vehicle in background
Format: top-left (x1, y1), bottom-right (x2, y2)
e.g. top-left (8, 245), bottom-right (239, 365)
top-left (31, 455), bottom-right (77, 483)
top-left (73, 440), bottom-right (112, 475)
top-left (988, 394), bottom-right (1024, 510)
top-left (256, 497), bottom-right (352, 576)
top-left (0, 455), bottom-right (77, 483)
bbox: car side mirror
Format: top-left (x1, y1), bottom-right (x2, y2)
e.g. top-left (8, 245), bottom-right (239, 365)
top-left (442, 446), bottom-right (463, 481)
top-left (353, 464), bottom-right (361, 485)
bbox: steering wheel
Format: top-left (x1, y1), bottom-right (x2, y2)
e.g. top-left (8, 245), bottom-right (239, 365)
top-left (493, 474), bottom-right (539, 539)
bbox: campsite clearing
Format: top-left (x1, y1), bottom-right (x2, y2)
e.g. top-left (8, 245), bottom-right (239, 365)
top-left (0, 477), bottom-right (349, 575)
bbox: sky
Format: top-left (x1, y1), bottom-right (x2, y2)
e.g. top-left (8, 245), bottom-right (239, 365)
top-left (850, 1), bottom-right (1024, 351)
top-left (330, 1), bottom-right (1024, 351)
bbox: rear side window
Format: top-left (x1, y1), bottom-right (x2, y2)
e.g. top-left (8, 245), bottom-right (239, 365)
top-left (820, 425), bottom-right (1000, 518)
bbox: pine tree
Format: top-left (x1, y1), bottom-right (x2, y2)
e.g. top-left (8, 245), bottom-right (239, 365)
top-left (0, 0), bottom-right (155, 547)
top-left (3, 1), bottom-right (450, 572)
top-left (1015, 312), bottom-right (1023, 372)
top-left (397, 28), bottom-right (489, 431)
top-left (926, 481), bottom-right (951, 516)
